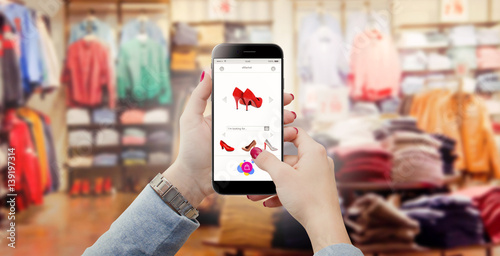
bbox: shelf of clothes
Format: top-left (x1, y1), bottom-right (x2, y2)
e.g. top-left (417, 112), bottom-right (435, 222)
top-left (170, 21), bottom-right (273, 71)
top-left (345, 186), bottom-right (500, 253)
top-left (63, 15), bottom-right (172, 108)
top-left (0, 3), bottom-right (60, 110)
top-left (66, 107), bottom-right (171, 168)
top-left (0, 108), bottom-right (59, 212)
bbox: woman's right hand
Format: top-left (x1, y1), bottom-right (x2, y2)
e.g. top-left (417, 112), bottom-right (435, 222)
top-left (247, 128), bottom-right (351, 253)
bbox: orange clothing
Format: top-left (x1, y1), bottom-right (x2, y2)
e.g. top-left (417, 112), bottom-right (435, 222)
top-left (17, 108), bottom-right (52, 191)
top-left (411, 90), bottom-right (500, 178)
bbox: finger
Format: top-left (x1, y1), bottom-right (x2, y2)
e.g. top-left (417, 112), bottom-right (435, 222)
top-left (251, 147), bottom-right (292, 180)
top-left (247, 195), bottom-right (271, 201)
top-left (291, 127), bottom-right (325, 157)
top-left (263, 195), bottom-right (283, 208)
top-left (183, 68), bottom-right (212, 117)
top-left (284, 155), bottom-right (299, 166)
top-left (283, 93), bottom-right (294, 106)
top-left (284, 110), bottom-right (297, 124)
top-left (284, 126), bottom-right (298, 142)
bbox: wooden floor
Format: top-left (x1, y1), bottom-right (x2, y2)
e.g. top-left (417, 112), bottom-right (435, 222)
top-left (0, 192), bottom-right (222, 256)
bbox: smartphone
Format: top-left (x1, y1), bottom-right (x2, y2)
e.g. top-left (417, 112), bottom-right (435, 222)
top-left (211, 44), bottom-right (284, 195)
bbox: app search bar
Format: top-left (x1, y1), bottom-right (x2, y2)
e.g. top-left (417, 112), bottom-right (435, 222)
top-left (215, 64), bottom-right (280, 73)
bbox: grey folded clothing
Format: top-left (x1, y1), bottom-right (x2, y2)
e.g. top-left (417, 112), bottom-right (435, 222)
top-left (92, 108), bottom-right (116, 124)
top-left (93, 153), bottom-right (118, 166)
top-left (148, 130), bottom-right (172, 144)
top-left (69, 130), bottom-right (92, 147)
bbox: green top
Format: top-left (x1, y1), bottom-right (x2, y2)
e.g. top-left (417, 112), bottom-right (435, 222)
top-left (117, 38), bottom-right (172, 104)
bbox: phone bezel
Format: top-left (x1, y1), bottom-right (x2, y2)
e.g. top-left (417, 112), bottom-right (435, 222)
top-left (211, 44), bottom-right (283, 195)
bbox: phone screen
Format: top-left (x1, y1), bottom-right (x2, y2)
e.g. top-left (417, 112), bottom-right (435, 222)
top-left (213, 58), bottom-right (283, 181)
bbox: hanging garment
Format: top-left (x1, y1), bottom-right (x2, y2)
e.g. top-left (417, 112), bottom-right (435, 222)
top-left (61, 39), bottom-right (115, 108)
top-left (17, 107), bottom-right (52, 193)
top-left (36, 14), bottom-right (60, 88)
top-left (120, 19), bottom-right (167, 49)
top-left (4, 110), bottom-right (43, 211)
top-left (0, 3), bottom-right (44, 95)
top-left (349, 29), bottom-right (401, 101)
top-left (298, 13), bottom-right (345, 87)
top-left (0, 14), bottom-right (23, 108)
top-left (39, 113), bottom-right (60, 192)
top-left (69, 18), bottom-right (116, 61)
top-left (117, 38), bottom-right (172, 104)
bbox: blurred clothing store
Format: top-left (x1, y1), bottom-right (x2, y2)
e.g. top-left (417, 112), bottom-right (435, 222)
top-left (1, 0), bottom-right (500, 255)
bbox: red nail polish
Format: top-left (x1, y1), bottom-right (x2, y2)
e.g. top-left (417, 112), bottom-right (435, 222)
top-left (263, 201), bottom-right (266, 207)
top-left (200, 71), bottom-right (205, 82)
top-left (291, 111), bottom-right (297, 119)
top-left (250, 147), bottom-right (262, 159)
top-left (294, 127), bottom-right (298, 134)
top-left (291, 94), bottom-right (294, 100)
top-left (247, 195), bottom-right (250, 199)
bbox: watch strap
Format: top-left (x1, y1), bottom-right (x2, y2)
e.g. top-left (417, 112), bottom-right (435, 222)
top-left (149, 173), bottom-right (199, 220)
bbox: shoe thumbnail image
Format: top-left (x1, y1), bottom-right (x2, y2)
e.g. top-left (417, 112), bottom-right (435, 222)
top-left (232, 87), bottom-right (263, 111)
top-left (220, 140), bottom-right (235, 152)
top-left (242, 140), bottom-right (257, 151)
top-left (237, 160), bottom-right (255, 176)
top-left (264, 139), bottom-right (278, 151)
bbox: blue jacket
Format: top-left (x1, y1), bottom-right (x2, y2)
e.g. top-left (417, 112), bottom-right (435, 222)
top-left (83, 185), bottom-right (363, 256)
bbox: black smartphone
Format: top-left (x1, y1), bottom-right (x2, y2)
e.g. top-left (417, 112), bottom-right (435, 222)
top-left (211, 44), bottom-right (284, 195)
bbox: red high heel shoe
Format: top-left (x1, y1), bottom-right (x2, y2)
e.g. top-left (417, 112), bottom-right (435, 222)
top-left (220, 140), bottom-right (235, 151)
top-left (242, 89), bottom-right (263, 111)
top-left (69, 179), bottom-right (82, 197)
top-left (232, 87), bottom-right (245, 110)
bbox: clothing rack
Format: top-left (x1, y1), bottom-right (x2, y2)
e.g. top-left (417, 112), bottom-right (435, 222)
top-left (63, 0), bottom-right (173, 192)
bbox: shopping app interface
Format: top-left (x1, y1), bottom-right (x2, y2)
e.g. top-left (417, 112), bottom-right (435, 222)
top-left (214, 58), bottom-right (282, 181)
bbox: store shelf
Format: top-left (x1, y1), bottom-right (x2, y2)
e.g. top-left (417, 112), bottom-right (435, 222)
top-left (68, 143), bottom-right (171, 153)
top-left (398, 43), bottom-right (500, 51)
top-left (67, 123), bottom-right (172, 130)
top-left (398, 21), bottom-right (500, 29)
top-left (186, 20), bottom-right (273, 26)
top-left (337, 175), bottom-right (460, 191)
top-left (402, 67), bottom-right (500, 75)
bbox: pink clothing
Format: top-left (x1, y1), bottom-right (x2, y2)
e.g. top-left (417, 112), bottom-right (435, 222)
top-left (477, 47), bottom-right (500, 69)
top-left (120, 109), bottom-right (145, 124)
top-left (122, 137), bottom-right (146, 145)
top-left (349, 29), bottom-right (401, 101)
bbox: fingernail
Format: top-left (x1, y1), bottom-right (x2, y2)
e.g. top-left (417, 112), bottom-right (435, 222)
top-left (263, 201), bottom-right (266, 207)
top-left (291, 93), bottom-right (294, 100)
top-left (200, 71), bottom-right (205, 82)
top-left (250, 147), bottom-right (262, 159)
top-left (294, 127), bottom-right (298, 134)
top-left (247, 195), bottom-right (250, 199)
top-left (291, 111), bottom-right (297, 119)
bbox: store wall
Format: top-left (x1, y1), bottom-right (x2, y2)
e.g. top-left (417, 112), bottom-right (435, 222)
top-left (23, 0), bottom-right (500, 191)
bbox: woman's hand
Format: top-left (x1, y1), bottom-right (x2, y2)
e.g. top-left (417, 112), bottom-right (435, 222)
top-left (247, 128), bottom-right (351, 253)
top-left (163, 69), bottom-right (296, 208)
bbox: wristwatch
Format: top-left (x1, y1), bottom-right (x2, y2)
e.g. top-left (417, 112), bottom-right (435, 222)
top-left (149, 173), bottom-right (199, 220)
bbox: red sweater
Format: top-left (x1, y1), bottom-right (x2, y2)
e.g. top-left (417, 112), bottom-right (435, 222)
top-left (62, 39), bottom-right (115, 108)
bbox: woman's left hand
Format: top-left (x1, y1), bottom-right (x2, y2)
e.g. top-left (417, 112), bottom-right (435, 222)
top-left (163, 69), bottom-right (297, 207)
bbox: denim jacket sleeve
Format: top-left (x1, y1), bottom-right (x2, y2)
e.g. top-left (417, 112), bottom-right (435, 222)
top-left (83, 185), bottom-right (363, 256)
top-left (83, 185), bottom-right (199, 256)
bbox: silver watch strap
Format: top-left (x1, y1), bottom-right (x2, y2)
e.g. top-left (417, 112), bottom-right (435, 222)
top-left (149, 173), bottom-right (199, 220)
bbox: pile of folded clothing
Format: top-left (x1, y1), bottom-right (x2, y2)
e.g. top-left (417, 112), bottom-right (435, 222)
top-left (449, 25), bottom-right (477, 46)
top-left (122, 128), bottom-right (146, 145)
top-left (334, 145), bottom-right (392, 183)
top-left (401, 51), bottom-right (427, 71)
top-left (95, 128), bottom-right (119, 146)
top-left (476, 27), bottom-right (500, 45)
top-left (432, 134), bottom-right (457, 175)
top-left (147, 130), bottom-right (172, 145)
top-left (148, 151), bottom-right (170, 165)
top-left (453, 186), bottom-right (500, 243)
top-left (390, 131), bottom-right (444, 186)
top-left (477, 46), bottom-right (500, 69)
top-left (427, 53), bottom-right (452, 70)
top-left (218, 196), bottom-right (276, 247)
top-left (67, 108), bottom-right (90, 125)
top-left (345, 194), bottom-right (421, 251)
top-left (69, 129), bottom-right (92, 147)
top-left (93, 153), bottom-right (118, 166)
top-left (120, 109), bottom-right (145, 124)
top-left (386, 117), bottom-right (423, 134)
top-left (476, 72), bottom-right (500, 93)
top-left (121, 150), bottom-right (146, 166)
top-left (92, 108), bottom-right (116, 124)
top-left (402, 194), bottom-right (485, 248)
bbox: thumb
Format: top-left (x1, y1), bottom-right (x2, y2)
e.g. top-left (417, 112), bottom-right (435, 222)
top-left (251, 147), bottom-right (290, 180)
